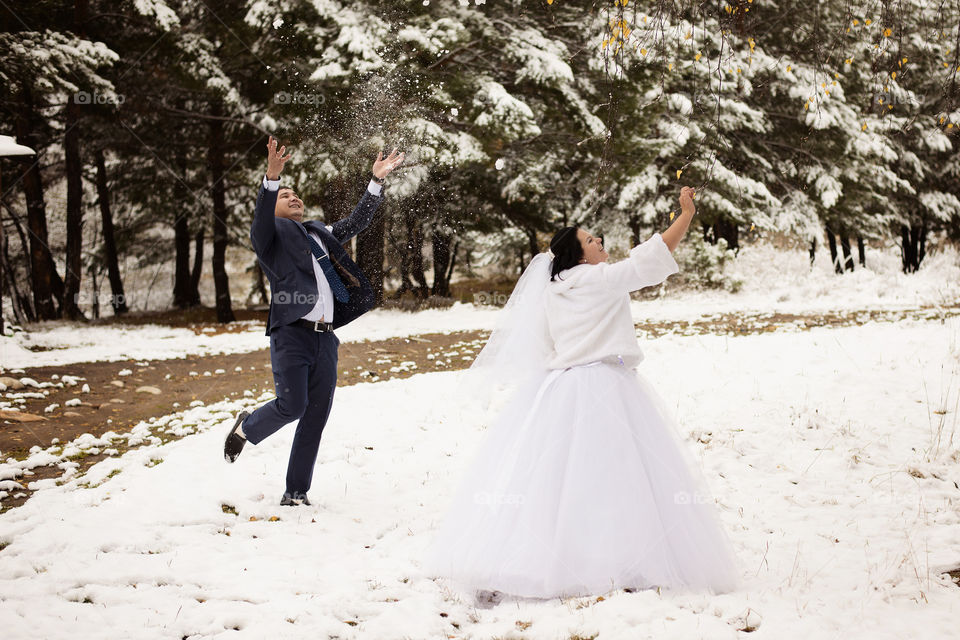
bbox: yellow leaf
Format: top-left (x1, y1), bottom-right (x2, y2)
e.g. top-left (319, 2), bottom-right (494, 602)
top-left (670, 211), bottom-right (676, 220)
top-left (883, 28), bottom-right (892, 37)
top-left (736, 67), bottom-right (741, 73)
top-left (676, 169), bottom-right (682, 179)
top-left (891, 71), bottom-right (897, 79)
top-left (695, 52), bottom-right (702, 61)
top-left (686, 30), bottom-right (692, 40)
top-left (902, 57), bottom-right (907, 63)
top-left (269, 516), bottom-right (280, 522)
top-left (640, 48), bottom-right (647, 56)
top-left (750, 223), bottom-right (755, 231)
top-left (949, 123), bottom-right (955, 129)
top-left (804, 103), bottom-right (809, 110)
top-left (668, 62), bottom-right (674, 71)
top-left (887, 104), bottom-right (893, 109)
top-left (249, 516), bottom-right (258, 521)
top-left (861, 122), bottom-right (867, 130)
top-left (786, 64), bottom-right (791, 72)
top-left (852, 19), bottom-right (859, 25)
top-left (547, 0), bottom-right (553, 4)
top-left (845, 58), bottom-right (852, 64)
top-left (865, 18), bottom-right (872, 25)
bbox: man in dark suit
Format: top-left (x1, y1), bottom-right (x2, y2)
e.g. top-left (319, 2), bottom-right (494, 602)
top-left (224, 136), bottom-right (404, 506)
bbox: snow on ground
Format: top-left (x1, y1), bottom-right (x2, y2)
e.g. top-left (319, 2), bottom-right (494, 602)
top-left (0, 305), bottom-right (503, 370)
top-left (0, 318), bottom-right (957, 639)
top-left (3, 241), bottom-right (958, 370)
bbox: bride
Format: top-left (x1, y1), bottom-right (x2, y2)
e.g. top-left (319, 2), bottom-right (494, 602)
top-left (422, 186), bottom-right (740, 600)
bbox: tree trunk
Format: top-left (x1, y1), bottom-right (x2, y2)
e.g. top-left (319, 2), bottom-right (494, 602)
top-left (918, 222), bottom-right (927, 266)
top-left (808, 237), bottom-right (817, 267)
top-left (856, 235), bottom-right (865, 268)
top-left (318, 175), bottom-right (353, 259)
top-left (357, 200), bottom-right (385, 306)
top-left (20, 155), bottom-right (62, 318)
top-left (190, 227), bottom-right (204, 305)
top-left (900, 223), bottom-right (926, 273)
top-left (2, 222), bottom-right (32, 325)
top-left (62, 0), bottom-right (88, 320)
top-left (430, 223), bottom-right (453, 297)
top-left (388, 212), bottom-right (413, 299)
top-left (711, 218), bottom-right (739, 251)
top-left (840, 235), bottom-right (854, 272)
top-left (405, 209), bottom-right (428, 299)
top-left (628, 213), bottom-right (641, 248)
top-left (526, 227), bottom-right (538, 258)
top-left (826, 228), bottom-right (843, 274)
top-left (446, 239), bottom-right (459, 285)
top-left (62, 98), bottom-right (87, 319)
top-left (94, 149), bottom-right (128, 315)
top-left (207, 104), bottom-right (234, 323)
top-left (172, 146), bottom-right (193, 308)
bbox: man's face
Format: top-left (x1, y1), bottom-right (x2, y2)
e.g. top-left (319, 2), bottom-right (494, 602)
top-left (274, 187), bottom-right (304, 222)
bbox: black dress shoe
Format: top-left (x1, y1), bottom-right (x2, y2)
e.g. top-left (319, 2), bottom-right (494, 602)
top-left (280, 491), bottom-right (311, 506)
top-left (224, 411), bottom-right (249, 463)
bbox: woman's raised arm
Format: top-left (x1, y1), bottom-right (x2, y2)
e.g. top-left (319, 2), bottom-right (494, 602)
top-left (660, 186), bottom-right (697, 252)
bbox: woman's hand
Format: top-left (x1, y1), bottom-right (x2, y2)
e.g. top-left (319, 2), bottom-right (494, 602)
top-left (679, 186), bottom-right (696, 214)
top-left (266, 136), bottom-right (291, 181)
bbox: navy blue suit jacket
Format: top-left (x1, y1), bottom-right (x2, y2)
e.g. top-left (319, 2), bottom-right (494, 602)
top-left (251, 183), bottom-right (384, 335)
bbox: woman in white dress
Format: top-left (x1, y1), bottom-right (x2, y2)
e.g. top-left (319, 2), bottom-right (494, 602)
top-left (423, 186), bottom-right (740, 600)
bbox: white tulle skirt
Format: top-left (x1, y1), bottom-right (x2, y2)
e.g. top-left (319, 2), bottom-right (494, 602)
top-left (422, 360), bottom-right (740, 599)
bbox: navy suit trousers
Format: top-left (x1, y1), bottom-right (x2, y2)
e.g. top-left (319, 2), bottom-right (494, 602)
top-left (242, 324), bottom-right (339, 495)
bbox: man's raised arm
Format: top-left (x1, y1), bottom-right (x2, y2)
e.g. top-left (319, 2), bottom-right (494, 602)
top-left (329, 147), bottom-right (405, 244)
top-left (250, 137), bottom-right (291, 253)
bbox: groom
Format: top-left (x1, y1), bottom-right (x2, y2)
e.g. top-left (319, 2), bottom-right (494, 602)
top-left (223, 136), bottom-right (404, 506)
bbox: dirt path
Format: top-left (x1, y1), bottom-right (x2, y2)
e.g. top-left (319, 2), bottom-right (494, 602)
top-left (2, 303), bottom-right (957, 513)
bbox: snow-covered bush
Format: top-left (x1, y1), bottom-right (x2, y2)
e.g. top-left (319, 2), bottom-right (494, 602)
top-left (673, 233), bottom-right (742, 291)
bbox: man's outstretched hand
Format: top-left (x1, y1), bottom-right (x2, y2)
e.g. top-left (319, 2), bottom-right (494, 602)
top-left (373, 148), bottom-right (405, 180)
top-left (266, 136), bottom-right (292, 181)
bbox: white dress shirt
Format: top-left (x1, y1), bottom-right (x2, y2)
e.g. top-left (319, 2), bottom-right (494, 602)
top-left (262, 175), bottom-right (382, 323)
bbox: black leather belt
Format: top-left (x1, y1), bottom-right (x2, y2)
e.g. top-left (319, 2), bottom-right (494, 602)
top-left (290, 318), bottom-right (334, 332)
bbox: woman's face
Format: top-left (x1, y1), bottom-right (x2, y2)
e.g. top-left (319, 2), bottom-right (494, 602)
top-left (577, 229), bottom-right (608, 264)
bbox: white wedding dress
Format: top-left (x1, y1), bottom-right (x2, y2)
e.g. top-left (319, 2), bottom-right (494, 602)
top-left (422, 235), bottom-right (740, 599)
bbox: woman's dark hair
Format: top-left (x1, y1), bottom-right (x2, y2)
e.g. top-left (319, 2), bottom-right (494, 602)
top-left (549, 226), bottom-right (582, 281)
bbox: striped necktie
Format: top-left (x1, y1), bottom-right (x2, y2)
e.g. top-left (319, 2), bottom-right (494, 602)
top-left (305, 234), bottom-right (350, 303)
